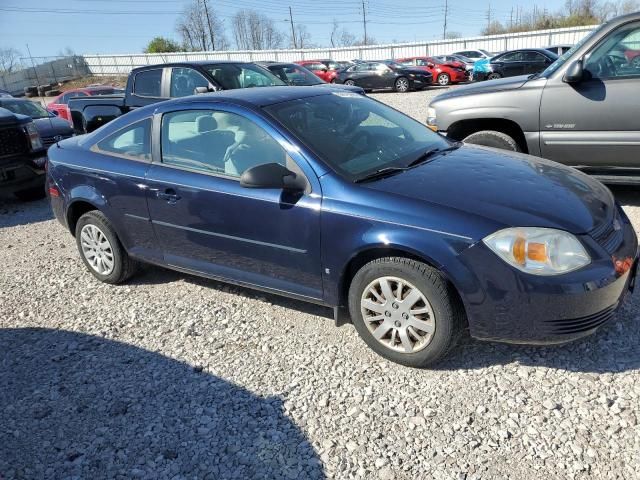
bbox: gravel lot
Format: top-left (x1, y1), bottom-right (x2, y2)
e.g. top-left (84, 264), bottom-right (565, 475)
top-left (2, 89), bottom-right (640, 480)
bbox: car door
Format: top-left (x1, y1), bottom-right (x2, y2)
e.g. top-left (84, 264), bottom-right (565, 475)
top-left (351, 63), bottom-right (376, 88)
top-left (169, 67), bottom-right (213, 97)
top-left (144, 104), bottom-right (324, 300)
top-left (493, 52), bottom-right (525, 77)
top-left (540, 20), bottom-right (640, 169)
top-left (522, 51), bottom-right (552, 75)
top-left (130, 68), bottom-right (168, 107)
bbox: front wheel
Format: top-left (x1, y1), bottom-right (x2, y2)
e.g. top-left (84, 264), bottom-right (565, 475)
top-left (436, 73), bottom-right (450, 86)
top-left (344, 79), bottom-right (356, 86)
top-left (463, 130), bottom-right (521, 152)
top-left (75, 210), bottom-right (138, 284)
top-left (487, 72), bottom-right (502, 80)
top-left (394, 77), bottom-right (410, 93)
top-left (348, 257), bottom-right (464, 368)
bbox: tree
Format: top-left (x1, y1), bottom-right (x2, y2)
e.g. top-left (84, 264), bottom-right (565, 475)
top-left (0, 48), bottom-right (21, 73)
top-left (444, 31), bottom-right (462, 39)
top-left (176, 0), bottom-right (228, 51)
top-left (144, 37), bottom-right (182, 53)
top-left (290, 24), bottom-right (314, 49)
top-left (232, 9), bottom-right (284, 50)
top-left (330, 20), bottom-right (357, 47)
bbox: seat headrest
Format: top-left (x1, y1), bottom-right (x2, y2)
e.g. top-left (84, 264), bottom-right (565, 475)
top-left (196, 115), bottom-right (217, 133)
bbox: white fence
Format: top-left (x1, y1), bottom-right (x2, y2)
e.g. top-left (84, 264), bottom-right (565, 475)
top-left (83, 25), bottom-right (597, 76)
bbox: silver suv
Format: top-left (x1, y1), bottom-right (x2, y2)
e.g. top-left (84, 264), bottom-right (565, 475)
top-left (428, 12), bottom-right (640, 184)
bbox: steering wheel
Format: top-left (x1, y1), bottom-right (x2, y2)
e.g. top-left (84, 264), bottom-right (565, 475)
top-left (599, 55), bottom-right (617, 77)
top-left (346, 131), bottom-right (374, 158)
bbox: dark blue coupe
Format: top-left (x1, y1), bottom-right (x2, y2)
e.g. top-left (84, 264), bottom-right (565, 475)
top-left (47, 87), bottom-right (638, 367)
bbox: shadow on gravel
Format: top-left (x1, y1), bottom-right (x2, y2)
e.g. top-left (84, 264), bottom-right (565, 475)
top-left (610, 185), bottom-right (640, 208)
top-left (437, 290), bottom-right (640, 374)
top-left (0, 328), bottom-right (324, 480)
top-left (0, 197), bottom-right (53, 229)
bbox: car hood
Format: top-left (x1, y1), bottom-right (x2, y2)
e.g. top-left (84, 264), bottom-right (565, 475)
top-left (366, 145), bottom-right (613, 235)
top-left (33, 116), bottom-right (74, 136)
top-left (433, 75), bottom-right (530, 100)
top-left (312, 84), bottom-right (365, 94)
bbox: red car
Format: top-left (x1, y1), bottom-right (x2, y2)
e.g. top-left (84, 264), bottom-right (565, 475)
top-left (294, 60), bottom-right (346, 83)
top-left (47, 86), bottom-right (122, 123)
top-left (396, 57), bottom-right (469, 86)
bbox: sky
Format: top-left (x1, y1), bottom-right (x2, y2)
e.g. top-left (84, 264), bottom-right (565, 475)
top-left (0, 0), bottom-right (556, 59)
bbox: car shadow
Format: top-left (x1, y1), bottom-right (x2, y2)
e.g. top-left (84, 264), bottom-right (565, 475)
top-left (610, 185), bottom-right (640, 208)
top-left (0, 328), bottom-right (325, 479)
top-left (0, 196), bottom-right (53, 229)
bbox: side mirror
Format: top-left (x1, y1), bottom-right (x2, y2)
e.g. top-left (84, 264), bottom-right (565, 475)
top-left (563, 60), bottom-right (584, 83)
top-left (194, 86), bottom-right (209, 94)
top-left (427, 63), bottom-right (435, 68)
top-left (240, 162), bottom-right (306, 191)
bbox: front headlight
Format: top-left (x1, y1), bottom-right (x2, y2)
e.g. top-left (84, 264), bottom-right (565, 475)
top-left (427, 107), bottom-right (437, 128)
top-left (483, 227), bottom-right (590, 275)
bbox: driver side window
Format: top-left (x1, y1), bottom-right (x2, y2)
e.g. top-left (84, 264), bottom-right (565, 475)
top-left (584, 22), bottom-right (640, 79)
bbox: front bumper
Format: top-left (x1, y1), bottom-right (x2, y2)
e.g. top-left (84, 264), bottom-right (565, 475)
top-left (473, 71), bottom-right (489, 81)
top-left (455, 212), bottom-right (638, 344)
top-left (0, 153), bottom-right (47, 194)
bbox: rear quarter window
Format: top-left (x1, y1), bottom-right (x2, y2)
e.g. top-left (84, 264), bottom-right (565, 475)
top-left (134, 69), bottom-right (163, 97)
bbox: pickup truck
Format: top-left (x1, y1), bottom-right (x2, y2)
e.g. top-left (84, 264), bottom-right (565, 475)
top-left (0, 107), bottom-right (48, 200)
top-left (427, 12), bottom-right (640, 184)
top-left (69, 61), bottom-right (288, 134)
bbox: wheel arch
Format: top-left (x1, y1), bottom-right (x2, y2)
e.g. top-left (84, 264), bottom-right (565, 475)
top-left (66, 199), bottom-right (101, 236)
top-left (447, 118), bottom-right (528, 153)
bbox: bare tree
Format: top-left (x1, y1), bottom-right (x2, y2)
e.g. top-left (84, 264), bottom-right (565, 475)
top-left (290, 24), bottom-right (314, 49)
top-left (0, 48), bottom-right (21, 73)
top-left (232, 9), bottom-right (284, 50)
top-left (176, 0), bottom-right (228, 51)
top-left (330, 20), bottom-right (357, 47)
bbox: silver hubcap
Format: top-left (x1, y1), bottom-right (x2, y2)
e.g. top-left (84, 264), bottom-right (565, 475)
top-left (396, 78), bottom-right (409, 91)
top-left (345, 80), bottom-right (355, 85)
top-left (488, 73), bottom-right (500, 80)
top-left (80, 224), bottom-right (115, 275)
top-left (438, 74), bottom-right (449, 85)
top-left (361, 276), bottom-right (435, 353)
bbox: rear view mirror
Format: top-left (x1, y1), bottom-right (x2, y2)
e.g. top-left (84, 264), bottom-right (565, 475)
top-left (427, 63), bottom-right (435, 68)
top-left (240, 162), bottom-right (306, 191)
top-left (563, 60), bottom-right (584, 83)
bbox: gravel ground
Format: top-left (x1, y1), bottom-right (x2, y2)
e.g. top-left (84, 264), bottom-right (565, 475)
top-left (2, 92), bottom-right (640, 479)
top-left (370, 86), bottom-right (453, 123)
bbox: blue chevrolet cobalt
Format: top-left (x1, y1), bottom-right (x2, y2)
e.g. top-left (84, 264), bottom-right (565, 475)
top-left (47, 87), bottom-right (638, 367)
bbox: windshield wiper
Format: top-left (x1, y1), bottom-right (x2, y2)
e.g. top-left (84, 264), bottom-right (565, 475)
top-left (406, 144), bottom-right (460, 168)
top-left (354, 166), bottom-right (408, 183)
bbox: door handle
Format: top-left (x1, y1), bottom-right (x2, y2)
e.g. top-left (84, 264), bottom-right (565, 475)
top-left (157, 188), bottom-right (181, 203)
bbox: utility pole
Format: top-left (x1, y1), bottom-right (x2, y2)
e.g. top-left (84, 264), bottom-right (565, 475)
top-left (443, 0), bottom-right (448, 39)
top-left (362, 0), bottom-right (368, 46)
top-left (486, 2), bottom-right (492, 31)
top-left (510, 6), bottom-right (513, 28)
top-left (201, 0), bottom-right (215, 50)
top-left (289, 6), bottom-right (297, 49)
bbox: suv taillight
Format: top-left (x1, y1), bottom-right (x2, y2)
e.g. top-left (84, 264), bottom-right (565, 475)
top-left (25, 122), bottom-right (43, 150)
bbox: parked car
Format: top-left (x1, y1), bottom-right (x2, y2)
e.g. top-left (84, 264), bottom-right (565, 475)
top-left (452, 49), bottom-right (493, 61)
top-left (473, 48), bottom-right (558, 80)
top-left (258, 62), bottom-right (365, 93)
top-left (0, 97), bottom-right (74, 149)
top-left (68, 61), bottom-right (286, 134)
top-left (294, 59), bottom-right (353, 82)
top-left (395, 56), bottom-right (469, 85)
top-left (427, 12), bottom-right (640, 184)
top-left (0, 89), bottom-right (12, 98)
top-left (47, 86), bottom-right (122, 123)
top-left (435, 54), bottom-right (475, 69)
top-left (545, 44), bottom-right (573, 56)
top-left (47, 87), bottom-right (638, 367)
top-left (335, 61), bottom-right (433, 92)
top-left (0, 107), bottom-right (48, 200)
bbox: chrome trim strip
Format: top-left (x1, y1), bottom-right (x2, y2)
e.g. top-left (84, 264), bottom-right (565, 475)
top-left (124, 213), bottom-right (150, 221)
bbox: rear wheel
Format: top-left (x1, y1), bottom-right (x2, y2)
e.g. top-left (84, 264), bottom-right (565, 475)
top-left (394, 77), bottom-right (410, 92)
top-left (487, 72), bottom-right (502, 80)
top-left (463, 130), bottom-right (521, 152)
top-left (75, 210), bottom-right (138, 284)
top-left (348, 257), bottom-right (464, 368)
top-left (436, 73), bottom-right (451, 86)
top-left (344, 79), bottom-right (356, 86)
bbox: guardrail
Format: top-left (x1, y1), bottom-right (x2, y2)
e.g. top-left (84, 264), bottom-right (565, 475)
top-left (81, 25), bottom-right (597, 76)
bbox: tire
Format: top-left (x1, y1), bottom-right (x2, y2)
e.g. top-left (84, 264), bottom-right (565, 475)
top-left (436, 73), bottom-right (451, 86)
top-left (394, 76), bottom-right (410, 93)
top-left (487, 72), bottom-right (502, 80)
top-left (14, 186), bottom-right (45, 201)
top-left (344, 79), bottom-right (356, 86)
top-left (75, 210), bottom-right (139, 284)
top-left (330, 78), bottom-right (336, 84)
top-left (348, 257), bottom-right (464, 368)
top-left (463, 130), bottom-right (521, 152)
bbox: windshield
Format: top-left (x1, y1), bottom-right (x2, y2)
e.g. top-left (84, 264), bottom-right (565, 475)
top-left (0, 100), bottom-right (49, 119)
top-left (268, 64), bottom-right (324, 85)
top-left (205, 63), bottom-right (286, 89)
top-left (541, 26), bottom-right (601, 77)
top-left (382, 61), bottom-right (403, 69)
top-left (265, 92), bottom-right (450, 181)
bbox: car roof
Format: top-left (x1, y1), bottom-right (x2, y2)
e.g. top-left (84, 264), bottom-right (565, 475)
top-left (131, 60), bottom-right (252, 73)
top-left (497, 48), bottom-right (556, 54)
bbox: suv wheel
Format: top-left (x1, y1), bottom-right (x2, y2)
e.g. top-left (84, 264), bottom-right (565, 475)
top-left (463, 130), bottom-right (521, 152)
top-left (75, 210), bottom-right (138, 284)
top-left (348, 257), bottom-right (464, 368)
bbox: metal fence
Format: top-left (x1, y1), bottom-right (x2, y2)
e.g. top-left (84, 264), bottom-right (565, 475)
top-left (0, 56), bottom-right (91, 95)
top-left (82, 25), bottom-right (598, 76)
